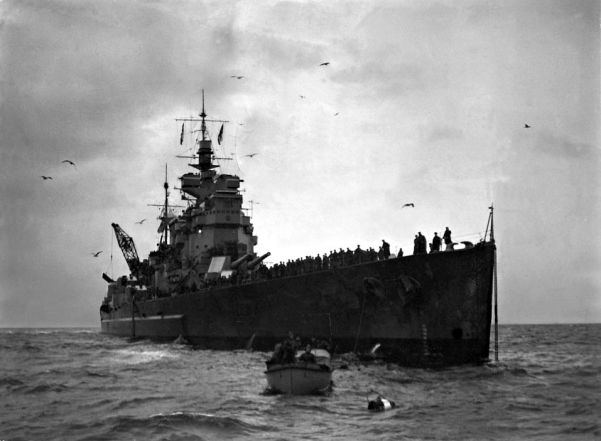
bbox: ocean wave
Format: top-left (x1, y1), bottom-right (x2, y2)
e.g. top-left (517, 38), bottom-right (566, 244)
top-left (21, 342), bottom-right (42, 352)
top-left (475, 362), bottom-right (530, 378)
top-left (504, 401), bottom-right (547, 412)
top-left (84, 369), bottom-right (118, 378)
top-left (565, 402), bottom-right (599, 416)
top-left (97, 411), bottom-right (275, 439)
top-left (560, 423), bottom-right (600, 435)
top-left (23, 382), bottom-right (68, 394)
top-left (113, 395), bottom-right (176, 410)
top-left (282, 402), bottom-right (337, 414)
top-left (0, 377), bottom-right (25, 387)
top-left (68, 329), bottom-right (99, 334)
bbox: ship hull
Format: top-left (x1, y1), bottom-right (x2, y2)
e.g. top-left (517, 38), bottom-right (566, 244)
top-left (101, 243), bottom-right (495, 367)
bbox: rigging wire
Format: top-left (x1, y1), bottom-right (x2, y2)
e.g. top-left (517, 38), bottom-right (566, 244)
top-left (353, 289), bottom-right (368, 353)
top-left (110, 228), bottom-right (113, 277)
top-left (451, 231), bottom-right (485, 241)
top-left (104, 226), bottom-right (114, 277)
top-left (232, 127), bottom-right (242, 175)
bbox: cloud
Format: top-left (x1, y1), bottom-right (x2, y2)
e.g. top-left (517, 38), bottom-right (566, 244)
top-left (332, 62), bottom-right (428, 99)
top-left (533, 132), bottom-right (599, 160)
top-left (421, 124), bottom-right (464, 144)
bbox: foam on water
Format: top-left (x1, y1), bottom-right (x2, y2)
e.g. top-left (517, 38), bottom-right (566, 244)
top-left (108, 347), bottom-right (181, 365)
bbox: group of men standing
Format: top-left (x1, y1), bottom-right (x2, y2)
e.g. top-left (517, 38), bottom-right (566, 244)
top-left (413, 227), bottom-right (452, 254)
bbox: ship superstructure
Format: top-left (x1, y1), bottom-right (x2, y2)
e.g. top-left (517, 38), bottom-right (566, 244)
top-left (153, 99), bottom-right (262, 293)
top-left (104, 96), bottom-right (265, 299)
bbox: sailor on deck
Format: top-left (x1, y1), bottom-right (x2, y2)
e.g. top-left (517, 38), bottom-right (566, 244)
top-left (381, 240), bottom-right (391, 259)
top-left (431, 232), bottom-right (442, 252)
top-left (443, 227), bottom-right (452, 245)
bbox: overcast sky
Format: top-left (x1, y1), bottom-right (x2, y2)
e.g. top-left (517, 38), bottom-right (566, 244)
top-left (1, 0), bottom-right (599, 327)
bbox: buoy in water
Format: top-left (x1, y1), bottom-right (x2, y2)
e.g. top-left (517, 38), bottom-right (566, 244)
top-left (367, 396), bottom-right (396, 412)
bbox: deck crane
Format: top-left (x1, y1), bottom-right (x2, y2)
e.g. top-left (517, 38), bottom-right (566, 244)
top-left (111, 223), bottom-right (141, 278)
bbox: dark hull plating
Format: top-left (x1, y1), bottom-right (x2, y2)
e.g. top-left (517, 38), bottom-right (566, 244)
top-left (101, 243), bottom-right (495, 366)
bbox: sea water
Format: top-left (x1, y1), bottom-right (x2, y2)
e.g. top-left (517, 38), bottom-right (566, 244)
top-left (1, 324), bottom-right (599, 440)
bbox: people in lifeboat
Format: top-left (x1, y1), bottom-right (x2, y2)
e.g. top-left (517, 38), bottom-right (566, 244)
top-left (268, 333), bottom-right (330, 366)
top-left (298, 344), bottom-right (316, 363)
top-left (268, 332), bottom-right (300, 365)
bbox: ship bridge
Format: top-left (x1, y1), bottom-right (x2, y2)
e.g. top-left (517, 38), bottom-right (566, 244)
top-left (172, 99), bottom-right (257, 274)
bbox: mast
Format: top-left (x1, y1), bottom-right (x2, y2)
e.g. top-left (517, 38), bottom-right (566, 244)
top-left (200, 90), bottom-right (207, 141)
top-left (196, 90), bottom-right (218, 177)
top-left (489, 204), bottom-right (499, 362)
top-left (176, 90), bottom-right (228, 179)
top-left (148, 165), bottom-right (183, 237)
top-left (161, 164), bottom-right (169, 246)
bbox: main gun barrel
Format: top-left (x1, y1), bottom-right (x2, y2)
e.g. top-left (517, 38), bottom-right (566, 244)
top-left (231, 254), bottom-right (252, 269)
top-left (248, 252), bottom-right (271, 269)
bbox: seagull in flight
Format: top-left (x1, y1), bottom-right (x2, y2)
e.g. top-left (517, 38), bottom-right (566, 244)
top-left (41, 176), bottom-right (53, 180)
top-left (244, 153), bottom-right (258, 158)
top-left (402, 203), bottom-right (415, 208)
top-left (524, 123), bottom-right (531, 128)
top-left (91, 251), bottom-right (103, 257)
top-left (135, 219), bottom-right (146, 224)
top-left (61, 159), bottom-right (76, 166)
top-left (231, 75), bottom-right (245, 79)
top-left (299, 95), bottom-right (306, 99)
top-left (320, 62), bottom-right (330, 66)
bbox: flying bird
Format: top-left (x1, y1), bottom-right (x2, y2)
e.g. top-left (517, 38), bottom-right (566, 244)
top-left (524, 123), bottom-right (531, 128)
top-left (231, 75), bottom-right (245, 79)
top-left (61, 159), bottom-right (76, 166)
top-left (244, 153), bottom-right (258, 158)
top-left (402, 203), bottom-right (415, 208)
top-left (334, 112), bottom-right (339, 116)
top-left (41, 176), bottom-right (53, 180)
top-left (320, 62), bottom-right (330, 66)
top-left (299, 95), bottom-right (306, 99)
top-left (135, 219), bottom-right (146, 224)
top-left (91, 251), bottom-right (103, 257)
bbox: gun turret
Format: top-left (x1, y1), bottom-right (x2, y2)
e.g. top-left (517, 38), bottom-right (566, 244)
top-left (248, 252), bottom-right (271, 270)
top-left (231, 254), bottom-right (252, 270)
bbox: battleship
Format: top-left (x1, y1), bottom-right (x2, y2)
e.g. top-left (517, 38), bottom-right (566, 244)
top-left (100, 95), bottom-right (497, 367)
